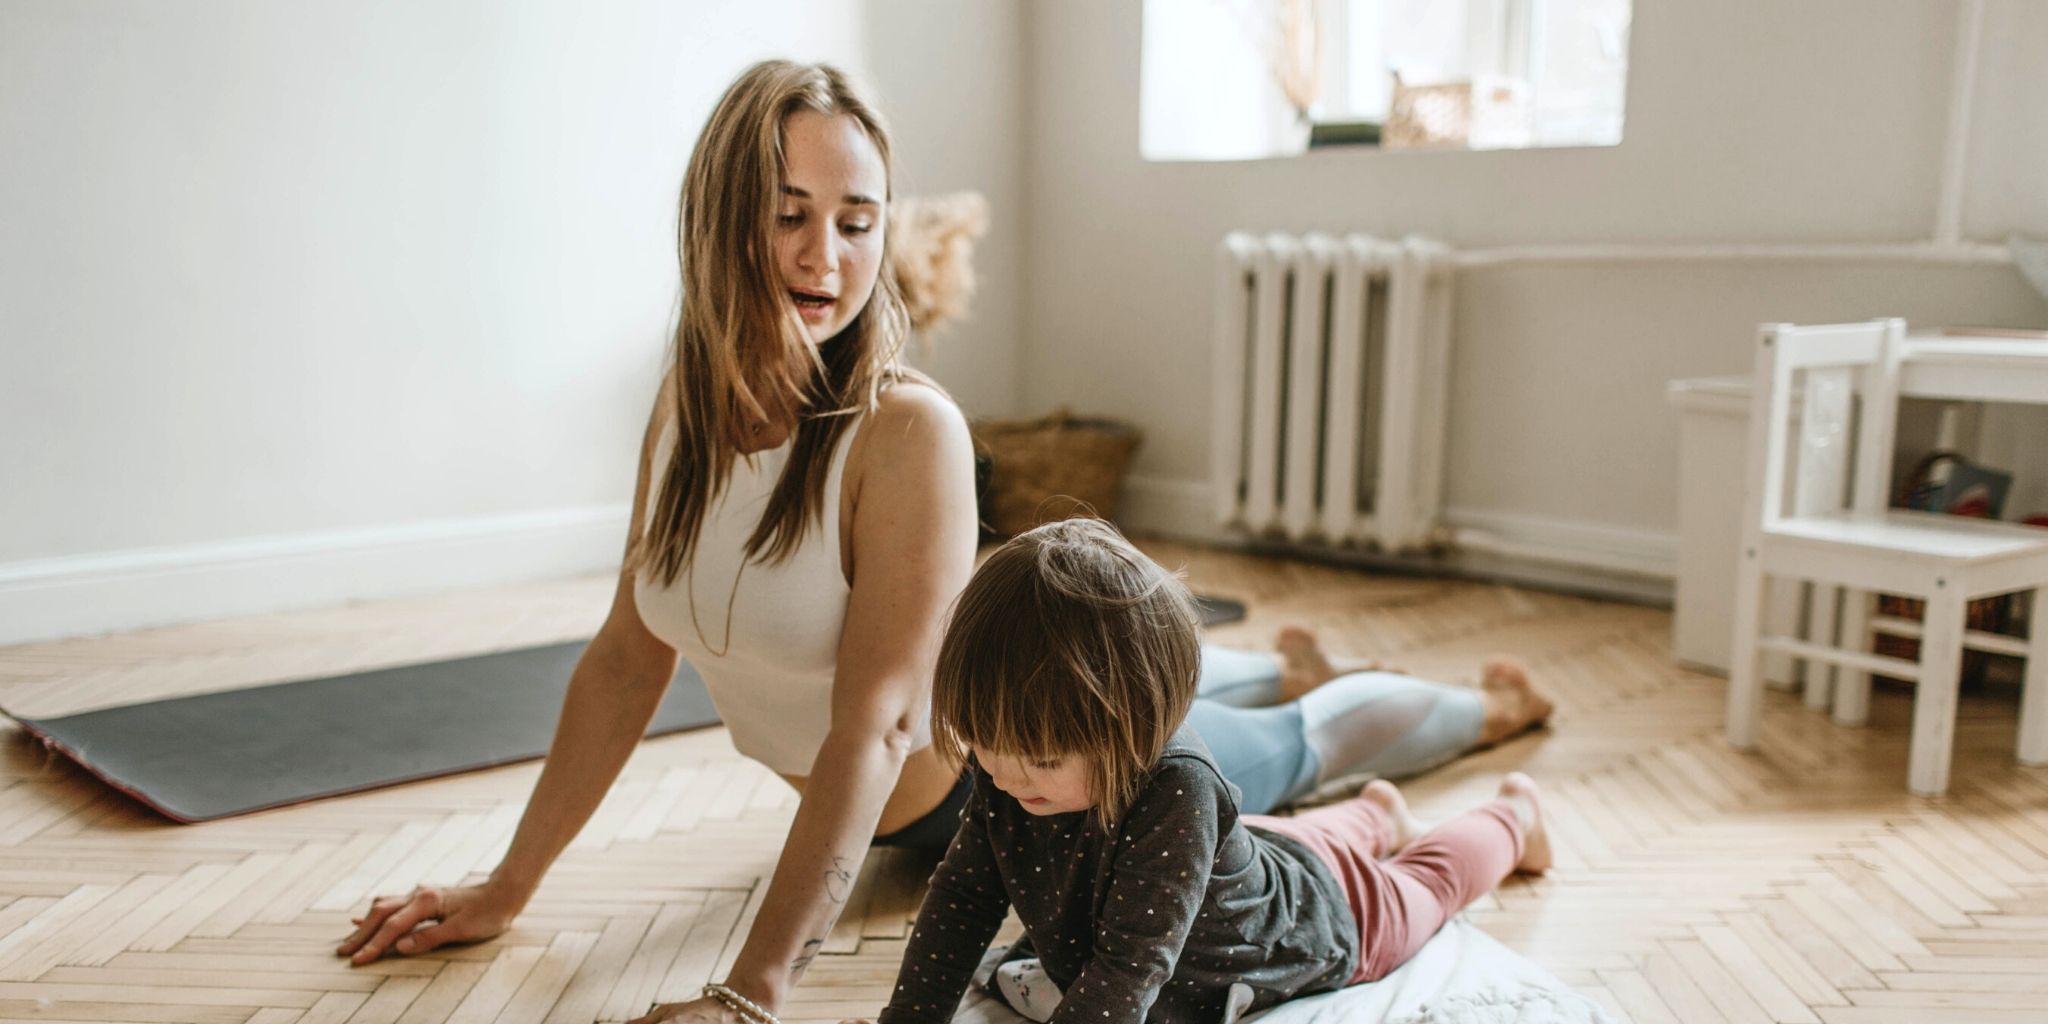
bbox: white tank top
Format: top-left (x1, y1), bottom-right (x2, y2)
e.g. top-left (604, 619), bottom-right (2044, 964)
top-left (633, 417), bottom-right (863, 776)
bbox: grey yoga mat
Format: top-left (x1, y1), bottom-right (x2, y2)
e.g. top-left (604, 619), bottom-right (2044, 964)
top-left (3, 642), bottom-right (721, 823)
top-left (7, 594), bottom-right (1250, 824)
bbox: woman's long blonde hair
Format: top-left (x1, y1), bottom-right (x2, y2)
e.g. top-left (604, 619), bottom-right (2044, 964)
top-left (634, 60), bottom-right (916, 586)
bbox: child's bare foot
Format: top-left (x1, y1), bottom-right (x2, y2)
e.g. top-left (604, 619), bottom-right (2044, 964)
top-left (1476, 657), bottom-right (1556, 745)
top-left (1496, 772), bottom-right (1552, 874)
top-left (1276, 627), bottom-right (1397, 701)
top-left (1360, 780), bottom-right (1426, 855)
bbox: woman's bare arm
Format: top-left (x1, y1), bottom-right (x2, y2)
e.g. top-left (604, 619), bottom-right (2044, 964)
top-left (714, 384), bottom-right (979, 1009)
top-left (339, 374), bottom-right (682, 963)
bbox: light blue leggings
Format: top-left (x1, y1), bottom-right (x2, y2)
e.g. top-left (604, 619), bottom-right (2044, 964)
top-left (1187, 646), bottom-right (1486, 815)
top-left (875, 645), bottom-right (1490, 851)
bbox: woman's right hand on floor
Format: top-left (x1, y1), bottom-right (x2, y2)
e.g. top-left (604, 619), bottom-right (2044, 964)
top-left (336, 882), bottom-right (520, 964)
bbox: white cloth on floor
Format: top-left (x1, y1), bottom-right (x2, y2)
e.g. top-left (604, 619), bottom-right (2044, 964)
top-left (952, 917), bottom-right (1614, 1024)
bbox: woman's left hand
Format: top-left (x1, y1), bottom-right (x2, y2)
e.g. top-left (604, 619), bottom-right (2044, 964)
top-left (628, 996), bottom-right (745, 1024)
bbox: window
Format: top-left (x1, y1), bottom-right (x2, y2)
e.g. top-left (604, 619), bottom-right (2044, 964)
top-left (1141, 0), bottom-right (1631, 161)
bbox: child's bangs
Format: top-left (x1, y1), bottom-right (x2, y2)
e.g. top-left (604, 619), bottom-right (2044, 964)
top-left (938, 660), bottom-right (1089, 762)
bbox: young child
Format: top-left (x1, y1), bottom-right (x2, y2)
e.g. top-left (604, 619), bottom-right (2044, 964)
top-left (874, 519), bottom-right (1550, 1024)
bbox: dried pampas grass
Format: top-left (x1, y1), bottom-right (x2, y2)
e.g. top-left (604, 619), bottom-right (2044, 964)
top-left (888, 191), bottom-right (989, 336)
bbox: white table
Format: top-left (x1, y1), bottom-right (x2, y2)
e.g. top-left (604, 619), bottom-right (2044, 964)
top-left (1899, 334), bottom-right (2048, 404)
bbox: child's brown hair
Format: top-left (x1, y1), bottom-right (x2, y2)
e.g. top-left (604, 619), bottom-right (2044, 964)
top-left (932, 518), bottom-right (1201, 822)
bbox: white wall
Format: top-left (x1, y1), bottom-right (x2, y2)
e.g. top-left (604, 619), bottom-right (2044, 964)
top-left (9, 0), bottom-right (2044, 643)
top-left (1021, 0), bottom-right (2048, 573)
top-left (862, 0), bottom-right (1027, 418)
top-left (0, 0), bottom-right (1024, 643)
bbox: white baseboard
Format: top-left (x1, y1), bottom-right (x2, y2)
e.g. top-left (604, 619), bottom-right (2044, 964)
top-left (1121, 475), bottom-right (1676, 590)
top-left (1120, 475), bottom-right (1235, 544)
top-left (1441, 507), bottom-right (1676, 581)
top-left (4, 487), bottom-right (1679, 646)
top-left (0, 505), bottom-right (631, 646)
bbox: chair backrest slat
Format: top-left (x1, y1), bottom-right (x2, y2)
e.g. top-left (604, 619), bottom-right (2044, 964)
top-left (1778, 323), bottom-right (1890, 371)
top-left (1792, 367), bottom-right (1855, 518)
top-left (1745, 319), bottom-right (1905, 532)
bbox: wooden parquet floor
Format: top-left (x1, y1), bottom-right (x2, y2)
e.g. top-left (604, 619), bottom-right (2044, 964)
top-left (1, 540), bottom-right (2045, 1024)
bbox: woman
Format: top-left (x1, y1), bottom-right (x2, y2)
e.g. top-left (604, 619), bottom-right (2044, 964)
top-left (335, 60), bottom-right (1550, 1024)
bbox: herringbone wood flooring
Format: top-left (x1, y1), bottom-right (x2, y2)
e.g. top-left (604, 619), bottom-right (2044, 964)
top-left (1, 541), bottom-right (2045, 1024)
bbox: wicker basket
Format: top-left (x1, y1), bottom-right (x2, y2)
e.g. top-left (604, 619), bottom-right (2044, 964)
top-left (973, 410), bottom-right (1142, 536)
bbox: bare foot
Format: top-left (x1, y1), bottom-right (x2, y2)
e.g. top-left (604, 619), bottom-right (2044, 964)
top-left (1276, 627), bottom-right (1395, 702)
top-left (1360, 780), bottom-right (1426, 855)
top-left (1476, 657), bottom-right (1556, 746)
top-left (1496, 772), bottom-right (1553, 874)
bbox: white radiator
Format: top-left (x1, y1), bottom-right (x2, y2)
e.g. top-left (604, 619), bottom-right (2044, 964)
top-left (1211, 233), bottom-right (1455, 552)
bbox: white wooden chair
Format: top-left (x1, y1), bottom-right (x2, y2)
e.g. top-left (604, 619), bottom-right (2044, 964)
top-left (1724, 319), bottom-right (2048, 796)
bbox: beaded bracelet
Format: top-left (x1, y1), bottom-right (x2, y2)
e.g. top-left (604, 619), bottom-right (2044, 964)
top-left (703, 983), bottom-right (782, 1024)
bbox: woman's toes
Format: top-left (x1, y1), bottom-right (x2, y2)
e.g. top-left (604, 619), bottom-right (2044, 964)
top-left (1477, 658), bottom-right (1556, 744)
top-left (1277, 626), bottom-right (1339, 700)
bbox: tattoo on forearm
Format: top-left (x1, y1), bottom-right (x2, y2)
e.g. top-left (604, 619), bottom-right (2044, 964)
top-left (824, 856), bottom-right (855, 904)
top-left (791, 938), bottom-right (824, 974)
top-left (784, 857), bottom-right (855, 979)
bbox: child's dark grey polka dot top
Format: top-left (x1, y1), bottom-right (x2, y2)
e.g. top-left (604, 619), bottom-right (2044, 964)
top-left (878, 726), bottom-right (1358, 1024)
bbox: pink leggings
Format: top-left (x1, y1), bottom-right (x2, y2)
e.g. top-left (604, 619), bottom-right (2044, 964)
top-left (1246, 799), bottom-right (1524, 983)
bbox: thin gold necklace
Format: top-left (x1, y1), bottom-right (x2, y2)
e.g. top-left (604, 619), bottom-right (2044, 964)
top-left (684, 557), bottom-right (749, 659)
top-left (687, 420), bottom-right (788, 657)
